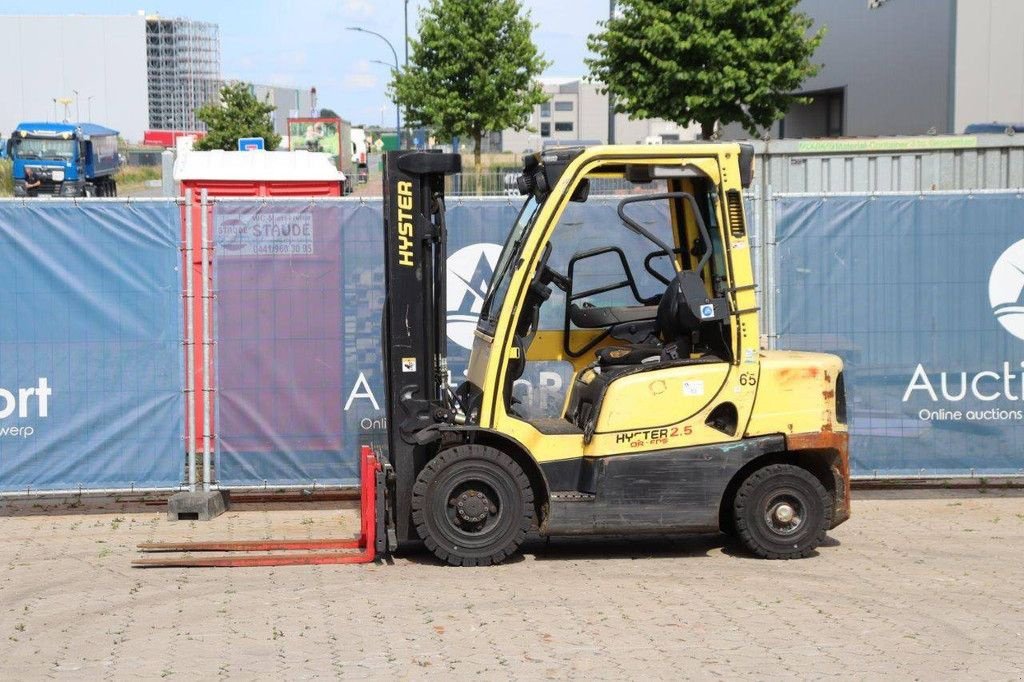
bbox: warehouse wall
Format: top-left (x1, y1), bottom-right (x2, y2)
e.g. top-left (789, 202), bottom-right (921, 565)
top-left (954, 0), bottom-right (1024, 133)
top-left (0, 15), bottom-right (149, 141)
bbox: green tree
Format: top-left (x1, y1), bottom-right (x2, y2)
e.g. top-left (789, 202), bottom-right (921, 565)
top-left (319, 108), bottom-right (340, 120)
top-left (587, 0), bottom-right (824, 139)
top-left (194, 82), bottom-right (282, 151)
top-left (392, 0), bottom-right (550, 178)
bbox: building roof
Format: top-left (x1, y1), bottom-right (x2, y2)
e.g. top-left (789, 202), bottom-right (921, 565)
top-left (173, 149), bottom-right (345, 182)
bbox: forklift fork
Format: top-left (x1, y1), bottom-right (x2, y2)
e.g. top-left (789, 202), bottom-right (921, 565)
top-left (132, 446), bottom-right (390, 568)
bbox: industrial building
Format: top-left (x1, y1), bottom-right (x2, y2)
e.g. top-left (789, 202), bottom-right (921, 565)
top-left (499, 78), bottom-right (698, 154)
top-left (503, 0), bottom-right (1024, 148)
top-left (251, 84), bottom-right (318, 136)
top-left (145, 16), bottom-right (220, 132)
top-left (0, 13), bottom-right (311, 143)
top-left (723, 0), bottom-right (1024, 139)
top-left (0, 14), bottom-right (150, 141)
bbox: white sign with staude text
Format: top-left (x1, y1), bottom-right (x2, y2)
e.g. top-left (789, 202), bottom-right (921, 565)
top-left (217, 213), bottom-right (315, 257)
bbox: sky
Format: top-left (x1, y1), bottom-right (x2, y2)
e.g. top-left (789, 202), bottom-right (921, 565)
top-left (17, 0), bottom-right (611, 127)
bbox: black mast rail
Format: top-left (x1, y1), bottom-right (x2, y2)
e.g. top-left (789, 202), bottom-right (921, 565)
top-left (381, 150), bottom-right (462, 545)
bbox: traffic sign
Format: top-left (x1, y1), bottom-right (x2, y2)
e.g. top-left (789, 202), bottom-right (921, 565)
top-left (238, 137), bottom-right (265, 151)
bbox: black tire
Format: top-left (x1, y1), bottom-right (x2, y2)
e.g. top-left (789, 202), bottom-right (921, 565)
top-left (83, 184), bottom-right (96, 198)
top-left (110, 179), bottom-right (117, 197)
top-left (411, 445), bottom-right (534, 566)
top-left (733, 463), bottom-right (832, 559)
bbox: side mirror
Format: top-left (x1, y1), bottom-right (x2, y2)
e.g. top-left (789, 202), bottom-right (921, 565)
top-left (738, 143), bottom-right (754, 188)
top-left (569, 178), bottom-right (590, 203)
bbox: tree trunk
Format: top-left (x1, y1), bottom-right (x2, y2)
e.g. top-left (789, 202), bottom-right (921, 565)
top-left (700, 120), bottom-right (716, 140)
top-left (473, 130), bottom-right (483, 196)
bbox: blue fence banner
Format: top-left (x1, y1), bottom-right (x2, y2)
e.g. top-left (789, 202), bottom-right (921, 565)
top-left (0, 201), bottom-right (185, 492)
top-left (774, 192), bottom-right (1024, 476)
top-left (213, 199), bottom-right (524, 486)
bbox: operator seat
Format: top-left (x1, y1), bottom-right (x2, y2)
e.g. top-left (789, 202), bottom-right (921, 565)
top-left (566, 274), bottom-right (724, 439)
top-left (593, 276), bottom-right (695, 367)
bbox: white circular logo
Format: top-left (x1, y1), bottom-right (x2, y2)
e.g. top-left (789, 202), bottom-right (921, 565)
top-left (989, 238), bottom-right (1024, 340)
top-left (447, 243), bottom-right (503, 350)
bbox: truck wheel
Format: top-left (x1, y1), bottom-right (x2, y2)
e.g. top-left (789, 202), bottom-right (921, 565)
top-left (110, 179), bottom-right (117, 197)
top-left (733, 463), bottom-right (832, 559)
top-left (83, 185), bottom-right (96, 198)
top-left (411, 444), bottom-right (534, 566)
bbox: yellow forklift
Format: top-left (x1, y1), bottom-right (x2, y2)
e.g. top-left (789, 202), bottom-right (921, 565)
top-left (380, 144), bottom-right (849, 566)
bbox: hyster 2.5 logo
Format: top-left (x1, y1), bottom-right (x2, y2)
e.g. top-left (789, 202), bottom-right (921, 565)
top-left (447, 243), bottom-right (502, 350)
top-left (989, 239), bottom-right (1024, 340)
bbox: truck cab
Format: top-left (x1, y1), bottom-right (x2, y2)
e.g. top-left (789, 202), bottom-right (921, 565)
top-left (8, 122), bottom-right (120, 197)
top-left (381, 145), bottom-right (850, 566)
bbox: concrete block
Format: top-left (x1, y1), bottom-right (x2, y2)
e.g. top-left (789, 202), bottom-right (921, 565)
top-left (167, 490), bottom-right (230, 521)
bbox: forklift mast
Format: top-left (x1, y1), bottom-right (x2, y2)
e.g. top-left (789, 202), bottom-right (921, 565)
top-left (381, 150), bottom-right (461, 544)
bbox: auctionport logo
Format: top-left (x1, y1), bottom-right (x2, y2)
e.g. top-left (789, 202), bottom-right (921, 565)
top-left (989, 238), bottom-right (1024, 341)
top-left (903, 240), bottom-right (1024, 422)
top-left (0, 377), bottom-right (51, 439)
top-left (446, 243), bottom-right (502, 350)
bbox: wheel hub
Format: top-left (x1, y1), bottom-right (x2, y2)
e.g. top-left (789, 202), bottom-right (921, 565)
top-left (765, 496), bottom-right (804, 535)
top-left (454, 489), bottom-right (495, 523)
top-left (773, 503), bottom-right (795, 524)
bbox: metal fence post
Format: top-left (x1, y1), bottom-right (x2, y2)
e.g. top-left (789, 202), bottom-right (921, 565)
top-left (161, 149), bottom-right (175, 197)
top-left (184, 190), bottom-right (197, 492)
top-left (764, 184), bottom-right (777, 350)
top-left (201, 189), bottom-right (213, 491)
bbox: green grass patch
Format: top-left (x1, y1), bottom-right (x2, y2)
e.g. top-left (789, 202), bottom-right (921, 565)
top-left (0, 159), bottom-right (12, 197)
top-left (117, 165), bottom-right (162, 185)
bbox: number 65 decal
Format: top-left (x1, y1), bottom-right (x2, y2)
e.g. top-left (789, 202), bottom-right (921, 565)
top-left (739, 372), bottom-right (757, 386)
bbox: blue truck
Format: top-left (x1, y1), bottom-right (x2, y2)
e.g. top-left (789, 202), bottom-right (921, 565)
top-left (6, 122), bottom-right (121, 197)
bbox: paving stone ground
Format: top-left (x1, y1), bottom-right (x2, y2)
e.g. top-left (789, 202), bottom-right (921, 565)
top-left (1, 490), bottom-right (1023, 680)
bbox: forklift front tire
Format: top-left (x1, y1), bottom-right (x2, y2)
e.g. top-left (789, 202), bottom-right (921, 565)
top-left (411, 445), bottom-right (535, 567)
top-left (733, 463), bottom-right (832, 560)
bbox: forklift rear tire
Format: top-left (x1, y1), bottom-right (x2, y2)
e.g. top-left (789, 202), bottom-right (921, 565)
top-left (411, 445), bottom-right (535, 567)
top-left (733, 463), bottom-right (832, 560)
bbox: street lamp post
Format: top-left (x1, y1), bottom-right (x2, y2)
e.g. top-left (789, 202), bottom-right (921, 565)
top-left (607, 0), bottom-right (616, 144)
top-left (87, 96), bottom-right (94, 122)
top-left (369, 58), bottom-right (405, 144)
top-left (58, 98), bottom-right (72, 122)
top-left (346, 26), bottom-right (401, 147)
top-left (73, 90), bottom-right (80, 123)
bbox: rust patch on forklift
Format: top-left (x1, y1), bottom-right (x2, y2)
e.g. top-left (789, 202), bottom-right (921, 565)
top-left (777, 367), bottom-right (820, 383)
top-left (786, 430), bottom-right (851, 527)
